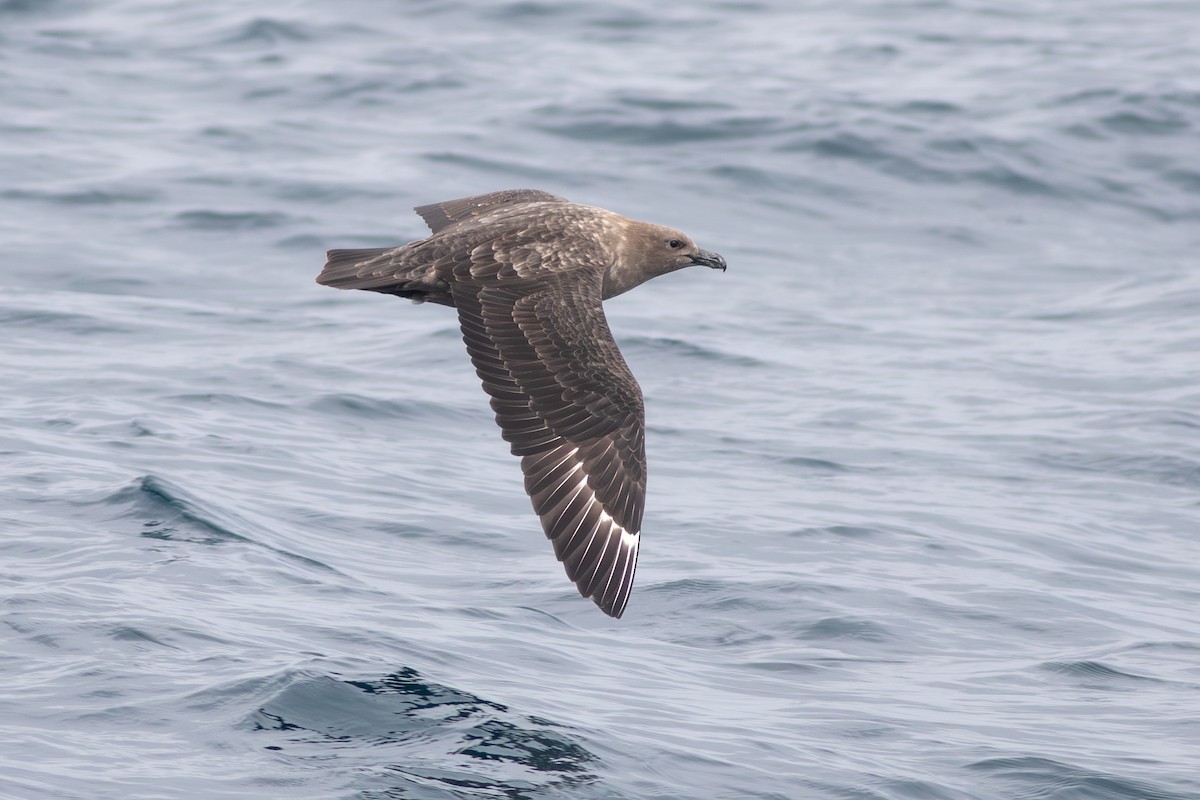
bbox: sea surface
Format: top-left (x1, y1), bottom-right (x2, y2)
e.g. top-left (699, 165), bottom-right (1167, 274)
top-left (2, 1), bottom-right (1199, 798)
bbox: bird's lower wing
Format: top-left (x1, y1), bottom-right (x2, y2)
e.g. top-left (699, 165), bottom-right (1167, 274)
top-left (453, 271), bottom-right (646, 618)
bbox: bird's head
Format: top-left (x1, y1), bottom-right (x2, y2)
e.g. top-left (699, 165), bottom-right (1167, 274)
top-left (605, 220), bottom-right (727, 299)
top-left (655, 226), bottom-right (728, 274)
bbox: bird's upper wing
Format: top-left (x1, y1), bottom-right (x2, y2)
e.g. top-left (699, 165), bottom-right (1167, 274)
top-left (415, 189), bottom-right (569, 234)
top-left (451, 242), bottom-right (645, 618)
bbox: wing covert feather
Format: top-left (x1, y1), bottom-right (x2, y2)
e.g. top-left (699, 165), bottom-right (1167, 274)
top-left (415, 189), bottom-right (568, 234)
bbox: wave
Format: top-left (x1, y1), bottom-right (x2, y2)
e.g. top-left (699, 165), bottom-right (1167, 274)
top-left (249, 667), bottom-right (598, 798)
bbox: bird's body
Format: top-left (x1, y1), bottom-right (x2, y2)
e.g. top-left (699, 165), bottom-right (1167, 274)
top-left (317, 189), bottom-right (725, 618)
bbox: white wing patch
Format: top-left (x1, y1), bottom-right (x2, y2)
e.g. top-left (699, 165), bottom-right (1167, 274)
top-left (549, 470), bottom-right (641, 617)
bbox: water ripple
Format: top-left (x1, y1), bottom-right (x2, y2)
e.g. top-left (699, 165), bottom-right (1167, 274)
top-left (967, 757), bottom-right (1193, 800)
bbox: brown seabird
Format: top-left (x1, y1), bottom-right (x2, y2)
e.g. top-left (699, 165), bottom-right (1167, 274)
top-left (317, 189), bottom-right (727, 618)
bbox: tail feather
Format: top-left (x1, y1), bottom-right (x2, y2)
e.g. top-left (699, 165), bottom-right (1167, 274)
top-left (317, 247), bottom-right (401, 291)
top-left (318, 246), bottom-right (451, 305)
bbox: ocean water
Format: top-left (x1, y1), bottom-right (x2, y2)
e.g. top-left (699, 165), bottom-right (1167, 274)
top-left (2, 1), bottom-right (1199, 798)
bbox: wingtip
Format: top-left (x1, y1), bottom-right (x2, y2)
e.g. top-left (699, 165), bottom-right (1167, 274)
top-left (600, 595), bottom-right (629, 619)
top-left (588, 529), bottom-right (640, 620)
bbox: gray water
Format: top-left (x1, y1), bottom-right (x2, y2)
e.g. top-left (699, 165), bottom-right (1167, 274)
top-left (2, 1), bottom-right (1199, 798)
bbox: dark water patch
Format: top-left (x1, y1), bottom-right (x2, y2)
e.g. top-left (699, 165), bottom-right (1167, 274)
top-left (275, 233), bottom-right (326, 250)
top-left (647, 578), bottom-right (828, 623)
top-left (874, 777), bottom-right (964, 800)
top-left (1053, 88), bottom-right (1124, 107)
top-left (306, 393), bottom-right (475, 422)
top-left (645, 578), bottom-right (756, 616)
top-left (895, 100), bottom-right (963, 116)
top-left (1119, 640), bottom-right (1200, 655)
top-left (1101, 111), bottom-right (1189, 137)
top-left (179, 173), bottom-right (240, 188)
top-left (619, 94), bottom-right (734, 113)
top-left (1050, 88), bottom-right (1199, 144)
top-left (173, 209), bottom-right (293, 231)
top-left (22, 27), bottom-right (129, 59)
top-left (328, 74), bottom-right (463, 101)
top-left (924, 137), bottom-right (981, 155)
top-left (481, 1), bottom-right (578, 22)
top-left (296, 510), bottom-right (439, 545)
top-left (713, 0), bottom-right (771, 10)
top-left (744, 660), bottom-right (821, 675)
top-left (109, 625), bottom-right (178, 650)
top-left (195, 125), bottom-right (260, 152)
top-left (217, 18), bottom-right (312, 47)
top-left (2, 186), bottom-right (161, 205)
top-left (914, 597), bottom-right (1055, 636)
top-left (776, 455), bottom-right (851, 474)
top-left (1038, 660), bottom-right (1164, 687)
top-left (1031, 451), bottom-right (1200, 490)
top-left (0, 0), bottom-right (61, 13)
top-left (622, 335), bottom-right (767, 367)
top-left (0, 306), bottom-right (131, 335)
top-left (1080, 409), bottom-right (1200, 434)
top-left (534, 103), bottom-right (783, 146)
top-left (460, 718), bottom-right (592, 774)
top-left (252, 669), bottom-right (511, 734)
top-left (70, 417), bottom-right (159, 442)
top-left (250, 668), bottom-right (595, 796)
top-left (924, 225), bottom-right (984, 245)
top-left (1163, 168), bottom-right (1200, 193)
top-left (588, 9), bottom-right (663, 32)
top-left (241, 80), bottom-right (292, 100)
top-left (48, 277), bottom-right (153, 298)
top-left (784, 131), bottom-right (1063, 197)
top-left (784, 132), bottom-right (949, 185)
top-left (966, 756), bottom-right (1191, 800)
top-left (796, 617), bottom-right (893, 643)
top-left (669, 623), bottom-right (775, 650)
top-left (312, 70), bottom-right (466, 104)
top-left (705, 163), bottom-right (860, 209)
top-left (834, 42), bottom-right (902, 63)
top-left (480, 1), bottom-right (693, 33)
top-left (423, 152), bottom-right (577, 184)
top-left (1022, 275), bottom-right (1200, 323)
top-left (1159, 90), bottom-right (1200, 108)
top-left (1062, 121), bottom-right (1106, 141)
top-left (539, 116), bottom-right (777, 146)
top-left (316, 76), bottom-right (395, 103)
top-left (162, 392), bottom-right (289, 412)
top-left (932, 141), bottom-right (1061, 197)
top-left (970, 165), bottom-right (1058, 196)
top-left (789, 525), bottom-right (884, 539)
top-left (792, 776), bottom-right (898, 800)
top-left (0, 122), bottom-right (48, 137)
top-left (799, 132), bottom-right (894, 162)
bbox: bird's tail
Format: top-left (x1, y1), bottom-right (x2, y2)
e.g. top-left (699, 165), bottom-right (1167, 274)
top-left (317, 248), bottom-right (398, 291)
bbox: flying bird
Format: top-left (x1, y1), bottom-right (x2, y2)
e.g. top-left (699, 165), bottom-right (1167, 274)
top-left (317, 189), bottom-right (726, 618)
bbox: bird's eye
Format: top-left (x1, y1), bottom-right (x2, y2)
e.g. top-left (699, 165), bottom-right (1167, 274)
top-left (668, 239), bottom-right (683, 249)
